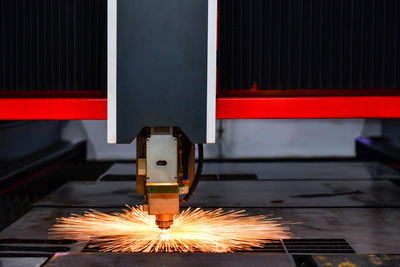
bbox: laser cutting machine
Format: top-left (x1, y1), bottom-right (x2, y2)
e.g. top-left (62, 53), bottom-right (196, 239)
top-left (3, 0), bottom-right (400, 265)
top-left (107, 0), bottom-right (217, 229)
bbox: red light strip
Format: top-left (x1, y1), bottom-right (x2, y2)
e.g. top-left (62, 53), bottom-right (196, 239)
top-left (1, 96), bottom-right (400, 120)
top-left (216, 96), bottom-right (400, 119)
top-left (0, 98), bottom-right (107, 120)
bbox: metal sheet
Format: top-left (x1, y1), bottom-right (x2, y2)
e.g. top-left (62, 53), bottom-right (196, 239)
top-left (0, 207), bottom-right (105, 252)
top-left (35, 180), bottom-right (400, 208)
top-left (0, 207), bottom-right (96, 241)
top-left (313, 254), bottom-right (400, 267)
top-left (3, 207), bottom-right (400, 255)
top-left (253, 208), bottom-right (400, 254)
top-left (186, 180), bottom-right (400, 208)
top-left (203, 162), bottom-right (376, 180)
top-left (98, 162), bottom-right (400, 181)
top-left (0, 257), bottom-right (48, 267)
top-left (97, 163), bottom-right (136, 181)
top-left (35, 182), bottom-right (142, 208)
top-left (45, 252), bottom-right (293, 267)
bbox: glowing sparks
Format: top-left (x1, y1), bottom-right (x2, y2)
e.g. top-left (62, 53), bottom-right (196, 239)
top-left (50, 206), bottom-right (292, 253)
top-left (160, 230), bottom-right (170, 241)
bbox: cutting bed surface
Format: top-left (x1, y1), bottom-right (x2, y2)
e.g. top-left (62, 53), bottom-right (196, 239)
top-left (1, 161), bottom-right (400, 267)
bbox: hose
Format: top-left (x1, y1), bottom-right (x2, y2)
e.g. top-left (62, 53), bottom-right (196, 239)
top-left (181, 144), bottom-right (203, 203)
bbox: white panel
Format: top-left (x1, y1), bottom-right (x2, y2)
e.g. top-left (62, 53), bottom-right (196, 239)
top-left (204, 119), bottom-right (365, 159)
top-left (107, 0), bottom-right (117, 144)
top-left (73, 120), bottom-right (367, 160)
top-left (81, 120), bottom-right (135, 160)
top-left (206, 0), bottom-right (217, 143)
top-left (146, 134), bottom-right (178, 183)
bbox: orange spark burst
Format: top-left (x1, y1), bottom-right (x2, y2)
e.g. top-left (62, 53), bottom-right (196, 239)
top-left (50, 206), bottom-right (292, 253)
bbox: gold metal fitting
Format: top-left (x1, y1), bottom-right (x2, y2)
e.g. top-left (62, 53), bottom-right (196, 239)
top-left (155, 214), bottom-right (174, 230)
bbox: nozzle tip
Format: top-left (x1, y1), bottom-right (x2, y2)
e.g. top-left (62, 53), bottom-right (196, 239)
top-left (155, 214), bottom-right (174, 230)
top-left (156, 220), bottom-right (173, 230)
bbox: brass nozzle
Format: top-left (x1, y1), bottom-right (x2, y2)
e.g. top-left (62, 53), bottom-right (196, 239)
top-left (155, 214), bottom-right (174, 230)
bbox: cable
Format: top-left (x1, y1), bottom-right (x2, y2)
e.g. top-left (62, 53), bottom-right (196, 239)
top-left (181, 144), bottom-right (203, 204)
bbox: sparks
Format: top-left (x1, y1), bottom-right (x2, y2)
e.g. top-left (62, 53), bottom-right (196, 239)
top-left (50, 206), bottom-right (292, 253)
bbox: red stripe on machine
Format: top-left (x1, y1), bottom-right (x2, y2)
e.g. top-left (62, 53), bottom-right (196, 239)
top-left (1, 96), bottom-right (400, 120)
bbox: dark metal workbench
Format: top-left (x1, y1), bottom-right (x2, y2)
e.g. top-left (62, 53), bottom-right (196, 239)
top-left (2, 161), bottom-right (400, 266)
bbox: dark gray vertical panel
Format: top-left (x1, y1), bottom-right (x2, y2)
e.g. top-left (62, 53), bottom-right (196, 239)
top-left (116, 0), bottom-right (209, 143)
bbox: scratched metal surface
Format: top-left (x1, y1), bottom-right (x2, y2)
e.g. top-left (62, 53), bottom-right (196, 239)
top-left (312, 254), bottom-right (400, 267)
top-left (0, 257), bottom-right (48, 267)
top-left (0, 207), bottom-right (116, 253)
top-left (258, 208), bottom-right (400, 254)
top-left (34, 181), bottom-right (142, 208)
top-left (45, 252), bottom-right (293, 267)
top-left (186, 180), bottom-right (400, 208)
top-left (202, 161), bottom-right (400, 180)
top-left (2, 207), bottom-right (400, 254)
top-left (98, 161), bottom-right (400, 180)
top-left (34, 180), bottom-right (400, 208)
top-left (3, 161), bottom-right (400, 266)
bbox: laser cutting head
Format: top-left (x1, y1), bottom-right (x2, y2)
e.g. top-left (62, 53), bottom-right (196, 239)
top-left (136, 127), bottom-right (195, 229)
top-left (105, 0), bottom-right (217, 230)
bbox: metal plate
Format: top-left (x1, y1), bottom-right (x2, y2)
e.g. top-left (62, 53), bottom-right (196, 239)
top-left (0, 207), bottom-right (106, 253)
top-left (3, 207), bottom-right (400, 255)
top-left (202, 162), bottom-right (400, 180)
top-left (97, 163), bottom-right (136, 181)
top-left (0, 257), bottom-right (48, 267)
top-left (313, 254), bottom-right (400, 267)
top-left (259, 208), bottom-right (400, 254)
top-left (283, 239), bottom-right (355, 254)
top-left (35, 180), bottom-right (400, 208)
top-left (185, 180), bottom-right (400, 208)
top-left (98, 161), bottom-right (400, 181)
top-left (35, 182), bottom-right (142, 208)
top-left (83, 239), bottom-right (286, 253)
top-left (45, 252), bottom-right (293, 267)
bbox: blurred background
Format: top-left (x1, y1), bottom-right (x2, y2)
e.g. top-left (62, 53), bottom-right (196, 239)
top-left (60, 119), bottom-right (380, 161)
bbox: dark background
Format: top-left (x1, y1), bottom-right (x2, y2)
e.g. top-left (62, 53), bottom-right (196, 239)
top-left (0, 0), bottom-right (399, 93)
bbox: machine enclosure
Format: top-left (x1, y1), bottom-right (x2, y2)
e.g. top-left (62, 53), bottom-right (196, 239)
top-left (108, 0), bottom-right (217, 144)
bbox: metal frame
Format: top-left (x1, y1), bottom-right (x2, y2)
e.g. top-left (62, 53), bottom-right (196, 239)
top-left (1, 95), bottom-right (400, 120)
top-left (107, 0), bottom-right (117, 144)
top-left (207, 0), bottom-right (218, 143)
top-left (216, 96), bottom-right (400, 119)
